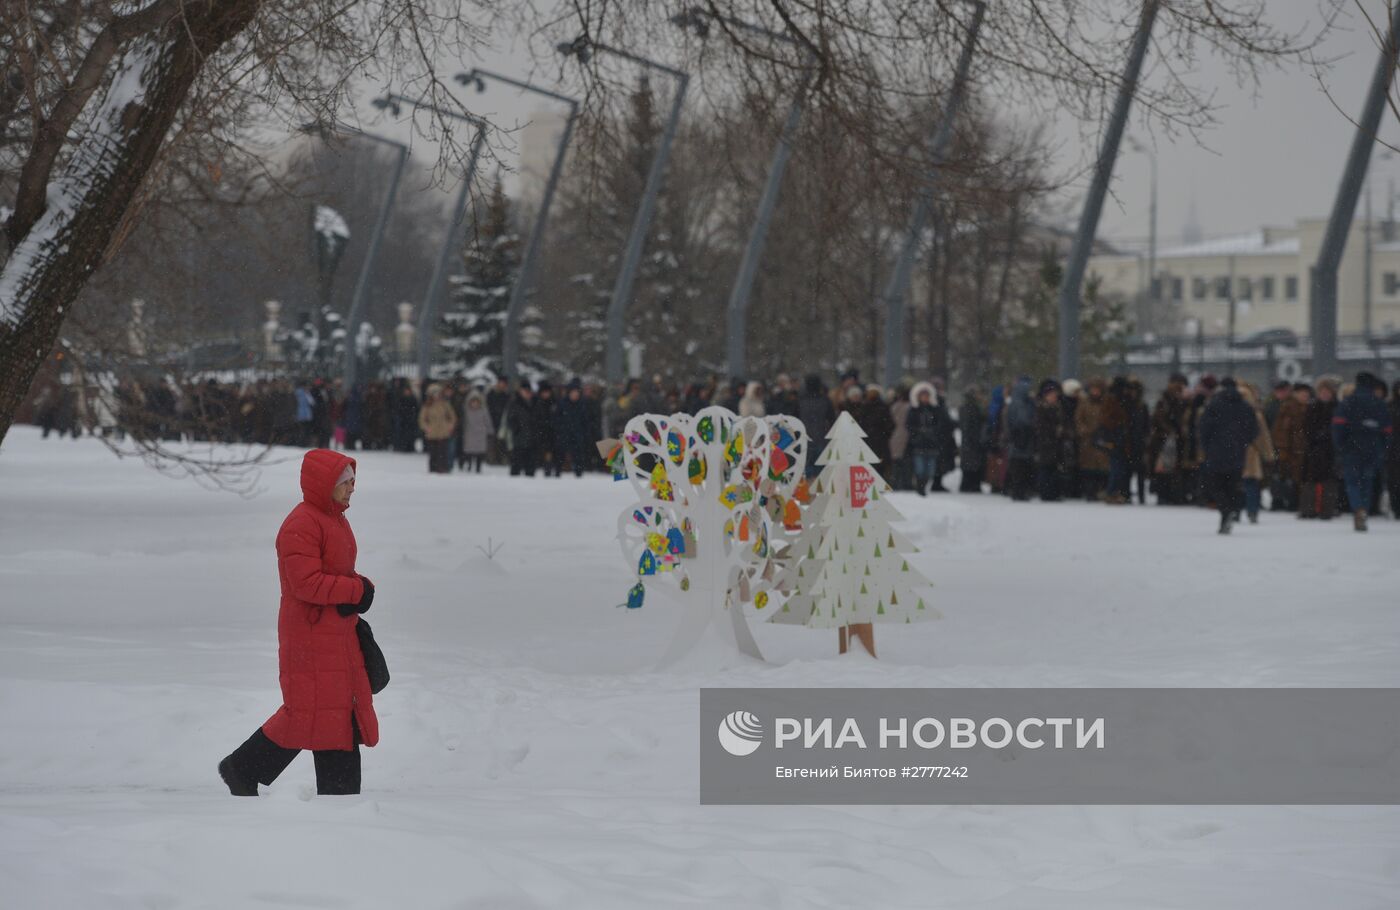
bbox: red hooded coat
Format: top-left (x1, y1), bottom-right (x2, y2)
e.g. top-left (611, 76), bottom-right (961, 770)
top-left (261, 449), bottom-right (380, 751)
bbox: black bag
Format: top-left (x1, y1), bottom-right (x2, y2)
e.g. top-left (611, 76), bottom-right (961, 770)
top-left (355, 618), bottom-right (390, 694)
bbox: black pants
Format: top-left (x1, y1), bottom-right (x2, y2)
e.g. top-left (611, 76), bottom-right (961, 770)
top-left (1203, 470), bottom-right (1243, 519)
top-left (510, 446), bottom-right (537, 476)
top-left (1007, 457), bottom-right (1035, 501)
top-left (1035, 463), bottom-right (1060, 501)
top-left (225, 719), bottom-right (361, 795)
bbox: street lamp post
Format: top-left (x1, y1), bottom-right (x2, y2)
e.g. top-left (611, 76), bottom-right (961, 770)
top-left (672, 7), bottom-right (817, 380)
top-left (879, 0), bottom-right (986, 388)
top-left (557, 35), bottom-right (690, 385)
top-left (374, 94), bottom-right (489, 383)
top-left (1056, 0), bottom-right (1161, 380)
top-left (454, 69), bottom-right (579, 384)
top-left (299, 121), bottom-right (409, 391)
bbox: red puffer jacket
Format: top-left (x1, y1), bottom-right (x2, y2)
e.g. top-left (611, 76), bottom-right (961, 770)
top-left (261, 449), bottom-right (379, 751)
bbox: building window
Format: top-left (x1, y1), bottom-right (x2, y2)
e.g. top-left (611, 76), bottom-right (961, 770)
top-left (1385, 272), bottom-right (1399, 296)
top-left (1285, 275), bottom-right (1299, 300)
top-left (1259, 276), bottom-right (1275, 300)
top-left (1237, 278), bottom-right (1252, 300)
top-left (1172, 277), bottom-right (1184, 301)
top-left (1192, 277), bottom-right (1208, 300)
top-left (1215, 276), bottom-right (1231, 299)
top-left (1150, 276), bottom-right (1163, 300)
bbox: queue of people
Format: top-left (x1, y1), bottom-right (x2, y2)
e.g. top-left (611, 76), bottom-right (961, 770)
top-left (26, 367), bottom-right (1400, 533)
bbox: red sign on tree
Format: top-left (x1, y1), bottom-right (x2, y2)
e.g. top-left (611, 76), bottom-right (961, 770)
top-left (849, 465), bottom-right (875, 508)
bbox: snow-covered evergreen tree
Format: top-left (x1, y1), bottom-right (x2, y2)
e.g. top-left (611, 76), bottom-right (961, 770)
top-left (440, 176), bottom-right (519, 378)
top-left (773, 412), bottom-right (935, 654)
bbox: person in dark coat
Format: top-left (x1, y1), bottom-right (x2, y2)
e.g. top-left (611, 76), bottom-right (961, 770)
top-left (219, 450), bottom-right (377, 796)
top-left (1004, 376), bottom-right (1037, 502)
top-left (486, 377), bottom-right (511, 465)
top-left (535, 382), bottom-right (560, 477)
top-left (1125, 379), bottom-right (1151, 504)
top-left (798, 375), bottom-right (836, 477)
top-left (1198, 377), bottom-right (1259, 534)
top-left (933, 387), bottom-right (958, 492)
top-left (1333, 371), bottom-right (1393, 530)
top-left (555, 379), bottom-right (591, 477)
top-left (958, 387), bottom-right (988, 493)
top-left (906, 382), bottom-right (942, 496)
top-left (1299, 378), bottom-right (1340, 519)
top-left (1388, 381), bottom-right (1400, 519)
top-left (1034, 379), bottom-right (1064, 502)
top-left (856, 385), bottom-right (894, 468)
top-left (505, 384), bottom-right (539, 477)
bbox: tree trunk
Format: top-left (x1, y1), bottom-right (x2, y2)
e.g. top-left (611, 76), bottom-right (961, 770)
top-left (0, 1), bottom-right (261, 445)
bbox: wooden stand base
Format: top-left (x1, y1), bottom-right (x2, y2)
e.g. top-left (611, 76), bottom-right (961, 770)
top-left (838, 623), bottom-right (876, 658)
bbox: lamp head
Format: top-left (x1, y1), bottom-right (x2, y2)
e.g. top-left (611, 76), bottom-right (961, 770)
top-left (371, 96), bottom-right (402, 116)
top-left (556, 35), bottom-right (593, 64)
top-left (670, 8), bottom-right (711, 37)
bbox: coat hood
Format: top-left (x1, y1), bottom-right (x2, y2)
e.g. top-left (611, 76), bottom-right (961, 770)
top-left (301, 448), bottom-right (356, 515)
top-left (909, 381), bottom-right (936, 407)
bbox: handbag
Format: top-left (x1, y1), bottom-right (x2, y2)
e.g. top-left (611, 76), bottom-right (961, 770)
top-left (355, 618), bottom-right (390, 694)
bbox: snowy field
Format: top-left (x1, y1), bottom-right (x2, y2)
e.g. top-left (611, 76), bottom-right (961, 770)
top-left (3, 424), bottom-right (1399, 909)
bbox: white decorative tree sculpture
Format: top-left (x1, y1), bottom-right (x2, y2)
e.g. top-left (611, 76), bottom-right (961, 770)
top-left (615, 406), bottom-right (807, 664)
top-left (771, 411), bottom-right (935, 656)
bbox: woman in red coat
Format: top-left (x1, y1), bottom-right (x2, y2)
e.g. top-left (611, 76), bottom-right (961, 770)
top-left (219, 449), bottom-right (378, 795)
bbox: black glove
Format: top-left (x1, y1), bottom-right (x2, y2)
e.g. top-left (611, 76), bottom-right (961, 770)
top-left (336, 575), bottom-right (375, 617)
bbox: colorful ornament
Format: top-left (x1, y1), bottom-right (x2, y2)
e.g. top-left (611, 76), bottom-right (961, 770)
top-left (626, 582), bottom-right (645, 609)
top-left (650, 462), bottom-right (674, 502)
top-left (697, 415), bottom-right (715, 443)
top-left (638, 550), bottom-right (658, 576)
top-left (666, 430), bottom-right (686, 465)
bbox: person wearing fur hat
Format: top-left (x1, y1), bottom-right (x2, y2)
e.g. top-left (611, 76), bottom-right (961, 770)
top-left (417, 383), bottom-right (458, 474)
top-left (906, 382), bottom-right (941, 495)
top-left (738, 381), bottom-right (767, 418)
top-left (459, 389), bottom-right (492, 473)
top-left (1332, 371), bottom-right (1393, 531)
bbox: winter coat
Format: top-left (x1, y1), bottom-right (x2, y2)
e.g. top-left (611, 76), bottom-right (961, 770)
top-left (1388, 398), bottom-right (1400, 476)
top-left (1300, 399), bottom-right (1337, 483)
top-left (1332, 387), bottom-right (1392, 468)
top-left (1005, 379), bottom-right (1037, 461)
top-left (460, 398), bottom-right (492, 455)
top-left (505, 394), bottom-right (538, 452)
top-left (1271, 397), bottom-right (1308, 481)
top-left (262, 450), bottom-right (378, 752)
top-left (555, 396), bottom-right (590, 454)
top-left (1034, 399), bottom-right (1063, 466)
top-left (1242, 408), bottom-right (1276, 481)
top-left (888, 400), bottom-right (911, 460)
top-left (1199, 386), bottom-right (1259, 475)
top-left (798, 388), bottom-right (836, 449)
top-left (958, 395), bottom-right (988, 473)
top-left (738, 382), bottom-right (767, 418)
top-left (907, 403), bottom-right (941, 453)
top-left (1075, 394), bottom-right (1110, 471)
top-left (857, 397), bottom-right (894, 465)
top-left (418, 397), bottom-right (458, 441)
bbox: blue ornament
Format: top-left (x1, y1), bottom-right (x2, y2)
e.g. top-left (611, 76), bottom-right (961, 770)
top-left (626, 582), bottom-right (645, 609)
top-left (666, 527), bottom-right (686, 556)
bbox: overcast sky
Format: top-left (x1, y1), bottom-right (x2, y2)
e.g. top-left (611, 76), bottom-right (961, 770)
top-left (1074, 0), bottom-right (1400, 249)
top-left (347, 2), bottom-right (1400, 252)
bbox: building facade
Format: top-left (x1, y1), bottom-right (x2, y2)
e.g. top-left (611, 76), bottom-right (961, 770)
top-left (1087, 218), bottom-right (1400, 341)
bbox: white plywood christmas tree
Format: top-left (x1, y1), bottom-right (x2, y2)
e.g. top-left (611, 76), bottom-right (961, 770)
top-left (772, 411), bottom-right (935, 656)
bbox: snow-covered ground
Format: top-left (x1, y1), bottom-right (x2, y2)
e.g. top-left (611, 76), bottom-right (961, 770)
top-left (2, 424), bottom-right (1398, 909)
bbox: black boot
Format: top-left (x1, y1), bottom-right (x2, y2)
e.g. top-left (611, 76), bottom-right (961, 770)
top-left (1218, 513), bottom-right (1233, 535)
top-left (218, 755), bottom-right (259, 796)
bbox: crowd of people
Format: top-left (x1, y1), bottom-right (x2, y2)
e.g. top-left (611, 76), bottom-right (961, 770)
top-left (27, 367), bottom-right (1400, 532)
